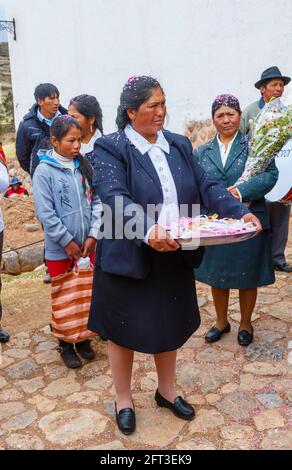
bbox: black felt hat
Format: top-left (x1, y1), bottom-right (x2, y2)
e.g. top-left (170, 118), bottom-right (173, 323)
top-left (255, 66), bottom-right (291, 89)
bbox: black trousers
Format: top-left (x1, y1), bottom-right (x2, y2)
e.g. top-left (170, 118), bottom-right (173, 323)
top-left (0, 230), bottom-right (3, 321)
top-left (266, 201), bottom-right (291, 266)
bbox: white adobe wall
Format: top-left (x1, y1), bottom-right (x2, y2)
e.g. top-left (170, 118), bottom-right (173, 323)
top-left (4, 0), bottom-right (292, 133)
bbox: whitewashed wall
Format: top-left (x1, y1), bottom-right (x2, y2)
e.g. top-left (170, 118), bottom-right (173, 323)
top-left (4, 0), bottom-right (292, 133)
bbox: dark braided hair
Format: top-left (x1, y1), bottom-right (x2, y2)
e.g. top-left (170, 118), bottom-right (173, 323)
top-left (116, 75), bottom-right (164, 129)
top-left (69, 94), bottom-right (103, 134)
top-left (50, 115), bottom-right (93, 193)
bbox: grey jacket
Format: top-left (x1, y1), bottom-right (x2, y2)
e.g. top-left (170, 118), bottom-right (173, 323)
top-left (33, 150), bottom-right (102, 260)
top-left (240, 99), bottom-right (263, 135)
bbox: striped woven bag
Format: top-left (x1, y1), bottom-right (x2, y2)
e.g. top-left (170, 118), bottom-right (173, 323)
top-left (51, 266), bottom-right (96, 343)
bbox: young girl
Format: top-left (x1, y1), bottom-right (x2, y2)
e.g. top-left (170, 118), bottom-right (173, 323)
top-left (33, 115), bottom-right (102, 368)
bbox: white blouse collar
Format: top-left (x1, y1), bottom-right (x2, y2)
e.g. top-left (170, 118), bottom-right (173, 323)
top-left (80, 129), bottom-right (102, 156)
top-left (216, 131), bottom-right (238, 151)
top-left (125, 124), bottom-right (169, 155)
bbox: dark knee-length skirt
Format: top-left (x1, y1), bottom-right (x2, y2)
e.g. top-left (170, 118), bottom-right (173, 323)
top-left (88, 250), bottom-right (200, 354)
top-left (195, 229), bottom-right (275, 289)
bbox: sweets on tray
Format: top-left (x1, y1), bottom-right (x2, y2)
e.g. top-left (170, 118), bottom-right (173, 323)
top-left (165, 215), bottom-right (256, 240)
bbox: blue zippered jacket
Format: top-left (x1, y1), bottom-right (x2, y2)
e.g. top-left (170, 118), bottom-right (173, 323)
top-left (16, 103), bottom-right (67, 176)
top-left (32, 150), bottom-right (102, 260)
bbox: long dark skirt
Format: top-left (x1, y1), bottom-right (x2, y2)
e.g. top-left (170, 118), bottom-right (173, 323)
top-left (88, 250), bottom-right (200, 354)
top-left (195, 229), bottom-right (275, 289)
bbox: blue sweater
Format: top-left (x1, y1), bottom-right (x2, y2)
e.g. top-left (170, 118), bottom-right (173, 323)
top-left (33, 150), bottom-right (102, 260)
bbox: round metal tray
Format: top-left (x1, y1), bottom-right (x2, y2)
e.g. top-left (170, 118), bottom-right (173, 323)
top-left (177, 230), bottom-right (257, 249)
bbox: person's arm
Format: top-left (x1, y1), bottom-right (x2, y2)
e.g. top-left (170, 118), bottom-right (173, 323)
top-left (32, 166), bottom-right (74, 247)
top-left (0, 161), bottom-right (9, 193)
top-left (88, 191), bottom-right (103, 240)
top-left (16, 121), bottom-right (32, 173)
top-left (189, 140), bottom-right (249, 219)
top-left (91, 145), bottom-right (156, 247)
top-left (236, 160), bottom-right (279, 202)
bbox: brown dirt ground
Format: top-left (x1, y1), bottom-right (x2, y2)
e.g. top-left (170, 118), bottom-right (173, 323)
top-left (1, 195), bottom-right (49, 334)
top-left (2, 195), bottom-right (43, 252)
top-left (1, 271), bottom-right (51, 334)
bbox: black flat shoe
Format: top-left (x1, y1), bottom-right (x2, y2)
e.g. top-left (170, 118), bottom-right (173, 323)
top-left (115, 403), bottom-right (136, 435)
top-left (0, 328), bottom-right (10, 343)
top-left (238, 326), bottom-right (254, 346)
top-left (205, 322), bottom-right (231, 343)
top-left (155, 389), bottom-right (195, 421)
top-left (57, 340), bottom-right (82, 369)
top-left (274, 264), bottom-right (292, 273)
top-left (75, 340), bottom-right (96, 360)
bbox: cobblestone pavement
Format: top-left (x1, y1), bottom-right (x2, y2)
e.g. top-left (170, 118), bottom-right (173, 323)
top-left (0, 240), bottom-right (291, 450)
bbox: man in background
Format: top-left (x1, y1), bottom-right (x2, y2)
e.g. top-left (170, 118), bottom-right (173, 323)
top-left (16, 82), bottom-right (67, 177)
top-left (241, 66), bottom-right (292, 273)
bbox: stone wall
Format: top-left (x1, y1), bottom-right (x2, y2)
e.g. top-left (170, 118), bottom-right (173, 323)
top-left (1, 191), bottom-right (43, 274)
top-left (185, 118), bottom-right (216, 149)
top-left (0, 42), bottom-right (12, 99)
top-left (0, 42), bottom-right (14, 135)
top-left (2, 244), bottom-right (44, 275)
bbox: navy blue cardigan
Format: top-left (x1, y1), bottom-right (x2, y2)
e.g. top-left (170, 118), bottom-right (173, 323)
top-left (91, 130), bottom-right (249, 279)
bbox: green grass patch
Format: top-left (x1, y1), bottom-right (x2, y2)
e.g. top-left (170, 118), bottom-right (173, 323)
top-left (2, 269), bottom-right (45, 284)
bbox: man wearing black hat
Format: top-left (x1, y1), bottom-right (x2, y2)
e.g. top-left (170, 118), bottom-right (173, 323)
top-left (241, 66), bottom-right (292, 273)
top-left (241, 66), bottom-right (291, 134)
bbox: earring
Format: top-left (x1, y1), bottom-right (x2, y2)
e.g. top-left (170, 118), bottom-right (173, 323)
top-left (90, 125), bottom-right (93, 133)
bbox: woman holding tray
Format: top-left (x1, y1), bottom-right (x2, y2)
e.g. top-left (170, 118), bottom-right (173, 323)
top-left (194, 94), bottom-right (278, 347)
top-left (88, 77), bottom-right (260, 435)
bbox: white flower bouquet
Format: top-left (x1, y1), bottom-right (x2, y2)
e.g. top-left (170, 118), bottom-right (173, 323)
top-left (235, 97), bottom-right (292, 186)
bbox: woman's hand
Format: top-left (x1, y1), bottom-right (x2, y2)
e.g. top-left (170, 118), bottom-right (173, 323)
top-left (227, 185), bottom-right (240, 200)
top-left (64, 240), bottom-right (82, 260)
top-left (148, 224), bottom-right (180, 252)
top-left (242, 213), bottom-right (262, 232)
top-left (81, 237), bottom-right (97, 257)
